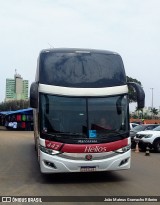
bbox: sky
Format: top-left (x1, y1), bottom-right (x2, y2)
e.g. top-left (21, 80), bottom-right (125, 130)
top-left (0, 0), bottom-right (160, 111)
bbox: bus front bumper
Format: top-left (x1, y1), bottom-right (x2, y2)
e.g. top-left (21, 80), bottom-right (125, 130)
top-left (39, 150), bottom-right (131, 173)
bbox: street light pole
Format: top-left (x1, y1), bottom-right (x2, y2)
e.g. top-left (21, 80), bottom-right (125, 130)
top-left (150, 88), bottom-right (154, 118)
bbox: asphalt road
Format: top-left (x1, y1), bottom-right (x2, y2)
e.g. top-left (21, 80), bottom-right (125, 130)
top-left (0, 130), bottom-right (160, 205)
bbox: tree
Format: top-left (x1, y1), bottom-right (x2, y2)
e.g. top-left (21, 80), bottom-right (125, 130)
top-left (127, 76), bottom-right (142, 104)
top-left (150, 108), bottom-right (158, 118)
top-left (143, 112), bottom-right (150, 119)
top-left (0, 100), bottom-right (29, 111)
top-left (135, 106), bottom-right (143, 119)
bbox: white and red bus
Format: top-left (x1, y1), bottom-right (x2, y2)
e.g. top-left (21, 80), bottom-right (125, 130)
top-left (30, 48), bottom-right (145, 174)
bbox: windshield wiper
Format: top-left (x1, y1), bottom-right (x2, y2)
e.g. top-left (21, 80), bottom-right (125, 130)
top-left (98, 131), bottom-right (129, 138)
top-left (47, 132), bottom-right (86, 138)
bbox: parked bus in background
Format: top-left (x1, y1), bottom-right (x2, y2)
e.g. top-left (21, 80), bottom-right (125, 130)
top-left (30, 48), bottom-right (145, 174)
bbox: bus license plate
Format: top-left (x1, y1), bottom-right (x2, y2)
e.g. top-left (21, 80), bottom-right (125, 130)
top-left (80, 166), bottom-right (96, 172)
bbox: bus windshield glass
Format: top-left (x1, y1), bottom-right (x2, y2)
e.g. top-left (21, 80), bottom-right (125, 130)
top-left (39, 51), bottom-right (126, 87)
top-left (40, 94), bottom-right (129, 142)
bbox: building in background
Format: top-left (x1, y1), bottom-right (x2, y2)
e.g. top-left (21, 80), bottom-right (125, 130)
top-left (5, 71), bottom-right (28, 101)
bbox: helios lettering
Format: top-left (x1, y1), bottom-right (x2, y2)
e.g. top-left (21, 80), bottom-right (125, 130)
top-left (84, 146), bottom-right (107, 153)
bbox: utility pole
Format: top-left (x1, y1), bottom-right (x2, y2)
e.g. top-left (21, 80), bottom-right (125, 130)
top-left (150, 88), bottom-right (154, 119)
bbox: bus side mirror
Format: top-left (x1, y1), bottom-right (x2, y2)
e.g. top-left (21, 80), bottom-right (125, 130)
top-left (30, 82), bottom-right (38, 108)
top-left (127, 82), bottom-right (145, 109)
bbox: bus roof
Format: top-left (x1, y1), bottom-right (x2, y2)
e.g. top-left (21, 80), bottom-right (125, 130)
top-left (40, 48), bottom-right (120, 56)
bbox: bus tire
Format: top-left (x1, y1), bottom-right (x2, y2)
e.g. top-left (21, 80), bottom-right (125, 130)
top-left (37, 147), bottom-right (40, 163)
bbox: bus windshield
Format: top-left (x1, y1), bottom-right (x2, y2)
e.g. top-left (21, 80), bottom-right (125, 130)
top-left (40, 94), bottom-right (129, 142)
top-left (39, 51), bottom-right (126, 87)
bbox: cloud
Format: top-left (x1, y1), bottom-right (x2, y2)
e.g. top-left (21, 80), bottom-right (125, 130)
top-left (0, 0), bottom-right (160, 109)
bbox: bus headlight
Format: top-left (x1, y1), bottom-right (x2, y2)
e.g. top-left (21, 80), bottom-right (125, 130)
top-left (40, 145), bottom-right (61, 155)
top-left (114, 145), bottom-right (131, 153)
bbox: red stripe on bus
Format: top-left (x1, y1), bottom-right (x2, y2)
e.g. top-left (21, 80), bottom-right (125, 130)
top-left (45, 139), bottom-right (128, 153)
